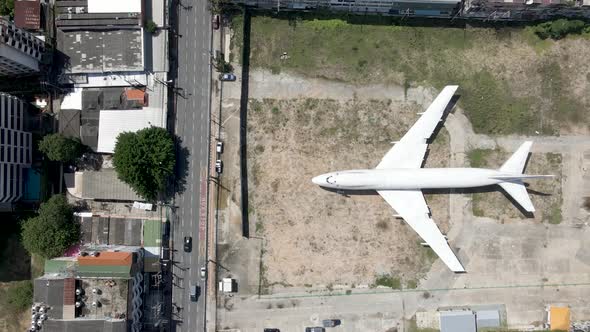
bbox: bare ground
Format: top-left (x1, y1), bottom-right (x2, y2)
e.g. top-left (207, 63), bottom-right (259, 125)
top-left (247, 98), bottom-right (451, 288)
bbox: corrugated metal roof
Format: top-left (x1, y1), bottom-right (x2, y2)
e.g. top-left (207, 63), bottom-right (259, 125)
top-left (440, 311), bottom-right (476, 332)
top-left (44, 258), bottom-right (77, 274)
top-left (34, 278), bottom-right (65, 319)
top-left (78, 252), bottom-right (133, 266)
top-left (87, 0), bottom-right (142, 13)
top-left (476, 310), bottom-right (500, 328)
top-left (76, 265), bottom-right (132, 279)
top-left (97, 108), bottom-right (165, 153)
top-left (78, 169), bottom-right (142, 201)
top-left (15, 0), bottom-right (41, 30)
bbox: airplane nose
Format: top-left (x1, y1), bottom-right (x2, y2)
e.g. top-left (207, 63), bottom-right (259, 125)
top-left (312, 175), bottom-right (323, 185)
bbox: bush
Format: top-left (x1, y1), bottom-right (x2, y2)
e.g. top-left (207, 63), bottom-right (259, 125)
top-left (38, 133), bottom-right (83, 162)
top-left (533, 19), bottom-right (587, 40)
top-left (21, 195), bottom-right (79, 258)
top-left (374, 274), bottom-right (401, 289)
top-left (5, 281), bottom-right (33, 312)
top-left (113, 127), bottom-right (176, 200)
top-left (145, 20), bottom-right (158, 34)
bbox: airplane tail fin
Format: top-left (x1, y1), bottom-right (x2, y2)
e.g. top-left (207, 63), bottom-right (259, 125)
top-left (499, 141), bottom-right (533, 174)
top-left (496, 141), bottom-right (552, 213)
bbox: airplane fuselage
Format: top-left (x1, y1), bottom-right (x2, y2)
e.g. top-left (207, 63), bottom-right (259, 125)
top-left (312, 168), bottom-right (508, 190)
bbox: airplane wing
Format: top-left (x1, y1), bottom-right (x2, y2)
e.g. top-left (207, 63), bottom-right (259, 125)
top-left (377, 189), bottom-right (465, 272)
top-left (376, 85), bottom-right (458, 169)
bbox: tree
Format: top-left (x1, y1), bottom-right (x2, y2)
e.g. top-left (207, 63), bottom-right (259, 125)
top-left (5, 281), bottom-right (33, 313)
top-left (113, 127), bottom-right (176, 200)
top-left (145, 20), bottom-right (158, 34)
top-left (21, 195), bottom-right (79, 259)
top-left (38, 133), bottom-right (83, 162)
top-left (0, 0), bottom-right (14, 17)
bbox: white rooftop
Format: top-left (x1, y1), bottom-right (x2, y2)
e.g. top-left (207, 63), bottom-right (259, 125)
top-left (97, 108), bottom-right (165, 153)
top-left (61, 88), bottom-right (82, 110)
top-left (87, 0), bottom-right (142, 13)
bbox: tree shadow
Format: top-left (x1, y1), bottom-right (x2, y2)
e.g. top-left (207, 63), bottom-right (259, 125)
top-left (172, 135), bottom-right (190, 197)
top-left (239, 9), bottom-right (252, 238)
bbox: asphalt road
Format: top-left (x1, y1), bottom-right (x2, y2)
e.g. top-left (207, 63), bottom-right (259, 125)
top-left (171, 0), bottom-right (212, 331)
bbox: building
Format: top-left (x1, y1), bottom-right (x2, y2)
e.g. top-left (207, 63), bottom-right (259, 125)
top-left (33, 248), bottom-right (145, 332)
top-left (0, 18), bottom-right (46, 76)
top-left (0, 93), bottom-right (32, 204)
top-left (440, 310), bottom-right (477, 332)
top-left (549, 306), bottom-right (571, 331)
top-left (15, 0), bottom-right (42, 30)
top-left (231, 0), bottom-right (461, 17)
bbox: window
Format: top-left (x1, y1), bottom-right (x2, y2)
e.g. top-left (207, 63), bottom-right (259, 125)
top-left (7, 130), bottom-right (10, 145)
top-left (1, 128), bottom-right (4, 144)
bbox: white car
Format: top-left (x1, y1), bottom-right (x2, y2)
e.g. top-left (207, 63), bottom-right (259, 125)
top-left (200, 266), bottom-right (206, 280)
top-left (216, 141), bottom-right (224, 154)
top-left (215, 160), bottom-right (223, 174)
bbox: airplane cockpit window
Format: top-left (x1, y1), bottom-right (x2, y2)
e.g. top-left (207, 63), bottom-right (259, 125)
top-left (327, 176), bottom-right (336, 184)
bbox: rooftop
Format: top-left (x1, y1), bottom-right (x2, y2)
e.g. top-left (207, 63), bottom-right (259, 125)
top-left (79, 215), bottom-right (143, 246)
top-left (440, 310), bottom-right (476, 332)
top-left (57, 29), bottom-right (143, 73)
top-left (550, 306), bottom-right (570, 331)
top-left (88, 0), bottom-right (141, 13)
top-left (97, 107), bottom-right (165, 153)
top-left (65, 169), bottom-right (142, 201)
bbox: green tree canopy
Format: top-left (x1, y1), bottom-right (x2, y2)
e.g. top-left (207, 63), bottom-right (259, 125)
top-left (113, 127), bottom-right (176, 201)
top-left (38, 133), bottom-right (83, 162)
top-left (0, 0), bottom-right (14, 17)
top-left (534, 19), bottom-right (587, 40)
top-left (21, 195), bottom-right (80, 259)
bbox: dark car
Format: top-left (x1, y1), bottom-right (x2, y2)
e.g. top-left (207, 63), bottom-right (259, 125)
top-left (215, 159), bottom-right (223, 174)
top-left (322, 319), bottom-right (341, 327)
top-left (219, 73), bottom-right (236, 81)
top-left (263, 329), bottom-right (280, 332)
top-left (212, 14), bottom-right (220, 30)
top-left (305, 328), bottom-right (325, 332)
top-left (190, 284), bottom-right (200, 301)
top-left (183, 236), bottom-right (192, 252)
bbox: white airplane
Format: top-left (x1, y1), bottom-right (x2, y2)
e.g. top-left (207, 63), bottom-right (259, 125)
top-left (312, 85), bottom-right (553, 272)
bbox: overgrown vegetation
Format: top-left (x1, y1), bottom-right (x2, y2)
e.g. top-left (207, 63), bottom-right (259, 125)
top-left (4, 281), bottom-right (32, 313)
top-left (21, 195), bottom-right (79, 259)
top-left (0, 0), bottom-right (14, 17)
top-left (373, 274), bottom-right (401, 289)
top-left (233, 15), bottom-right (590, 135)
top-left (533, 19), bottom-right (588, 40)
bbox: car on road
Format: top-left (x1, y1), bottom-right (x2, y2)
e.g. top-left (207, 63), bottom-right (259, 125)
top-left (212, 14), bottom-right (220, 30)
top-left (215, 159), bottom-right (223, 174)
top-left (216, 141), bottom-right (224, 154)
top-left (305, 328), bottom-right (325, 332)
top-left (183, 236), bottom-right (192, 252)
top-left (322, 319), bottom-right (341, 327)
top-left (219, 73), bottom-right (236, 81)
top-left (263, 329), bottom-right (280, 332)
top-left (190, 284), bottom-right (200, 301)
top-left (200, 266), bottom-right (206, 280)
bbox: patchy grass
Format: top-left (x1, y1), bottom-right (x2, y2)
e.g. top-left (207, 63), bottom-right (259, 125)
top-left (405, 279), bottom-right (418, 289)
top-left (233, 15), bottom-right (590, 135)
top-left (374, 274), bottom-right (401, 289)
top-left (467, 149), bottom-right (492, 168)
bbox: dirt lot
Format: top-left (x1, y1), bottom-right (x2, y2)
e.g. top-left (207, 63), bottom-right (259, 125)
top-left (246, 98), bottom-right (452, 288)
top-left (468, 149), bottom-right (563, 224)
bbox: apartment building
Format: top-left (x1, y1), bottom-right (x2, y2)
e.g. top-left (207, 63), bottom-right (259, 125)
top-left (0, 93), bottom-right (32, 203)
top-left (0, 18), bottom-right (45, 76)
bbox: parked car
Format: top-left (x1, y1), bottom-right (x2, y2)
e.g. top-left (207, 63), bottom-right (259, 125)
top-left (200, 266), bottom-right (206, 280)
top-left (322, 319), bottom-right (341, 327)
top-left (263, 329), bottom-right (280, 332)
top-left (219, 73), bottom-right (236, 81)
top-left (216, 141), bottom-right (224, 154)
top-left (212, 14), bottom-right (220, 30)
top-left (183, 236), bottom-right (192, 252)
top-left (305, 328), bottom-right (325, 332)
top-left (215, 159), bottom-right (223, 174)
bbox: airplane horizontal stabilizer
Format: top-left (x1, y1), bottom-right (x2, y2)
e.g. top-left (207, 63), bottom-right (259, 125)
top-left (498, 181), bottom-right (535, 212)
